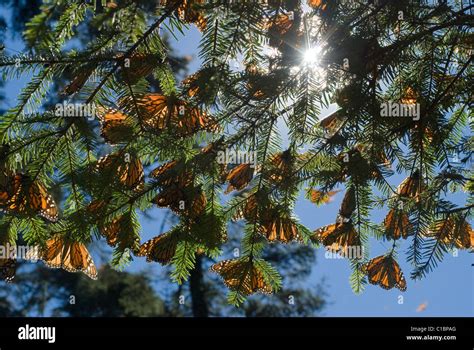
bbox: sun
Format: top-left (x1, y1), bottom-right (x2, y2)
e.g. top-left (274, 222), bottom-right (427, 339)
top-left (303, 46), bottom-right (322, 66)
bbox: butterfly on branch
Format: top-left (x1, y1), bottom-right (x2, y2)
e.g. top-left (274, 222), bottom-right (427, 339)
top-left (264, 13), bottom-right (302, 51)
top-left (83, 198), bottom-right (112, 220)
top-left (160, 0), bottom-right (207, 32)
top-left (338, 187), bottom-right (356, 222)
top-left (150, 159), bottom-right (193, 188)
top-left (258, 210), bottom-right (302, 243)
top-left (362, 254), bottom-right (407, 291)
top-left (135, 231), bottom-right (180, 264)
top-left (96, 153), bottom-right (144, 192)
top-left (265, 149), bottom-right (303, 185)
top-left (136, 94), bottom-right (219, 136)
top-left (396, 169), bottom-right (425, 201)
top-left (319, 110), bottom-right (347, 140)
top-left (30, 235), bottom-right (98, 280)
top-left (96, 107), bottom-right (135, 145)
top-left (117, 52), bottom-right (160, 84)
top-left (62, 64), bottom-right (96, 96)
top-left (338, 146), bottom-right (383, 183)
top-left (428, 216), bottom-right (473, 249)
top-left (225, 163), bottom-right (255, 194)
top-left (233, 194), bottom-right (300, 243)
top-left (313, 222), bottom-right (361, 257)
top-left (307, 0), bottom-right (327, 10)
top-left (152, 184), bottom-right (207, 219)
top-left (0, 170), bottom-right (15, 207)
top-left (99, 215), bottom-right (140, 251)
top-left (401, 87), bottom-right (418, 105)
top-left (233, 193), bottom-right (260, 222)
top-left (384, 208), bottom-right (413, 240)
top-left (0, 172), bottom-right (58, 223)
top-left (194, 139), bottom-right (228, 179)
top-left (308, 189), bottom-right (340, 206)
top-left (181, 67), bottom-right (219, 103)
top-left (210, 258), bottom-right (273, 296)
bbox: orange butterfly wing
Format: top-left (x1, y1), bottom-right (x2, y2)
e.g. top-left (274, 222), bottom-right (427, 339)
top-left (39, 236), bottom-right (98, 280)
top-left (136, 232), bottom-right (179, 264)
top-left (210, 259), bottom-right (272, 296)
top-left (363, 255), bottom-right (406, 291)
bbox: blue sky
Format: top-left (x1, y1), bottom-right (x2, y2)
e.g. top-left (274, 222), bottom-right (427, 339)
top-left (1, 10), bottom-right (472, 317)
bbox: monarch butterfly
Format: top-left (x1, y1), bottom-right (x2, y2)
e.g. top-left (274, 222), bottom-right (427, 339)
top-left (259, 213), bottom-right (301, 243)
top-left (152, 184), bottom-right (185, 208)
top-left (150, 160), bottom-right (179, 179)
top-left (266, 13), bottom-right (304, 52)
top-left (384, 209), bottom-right (412, 240)
top-left (118, 52), bottom-right (158, 84)
top-left (182, 72), bottom-right (202, 98)
top-left (265, 13), bottom-right (294, 36)
top-left (245, 64), bottom-right (271, 100)
top-left (96, 154), bottom-right (144, 192)
top-left (0, 169), bottom-right (15, 207)
top-left (266, 150), bottom-right (294, 183)
top-left (136, 231), bottom-right (179, 264)
top-left (195, 139), bottom-right (227, 178)
top-left (309, 189), bottom-right (340, 206)
top-left (471, 228), bottom-right (474, 250)
top-left (210, 258), bottom-right (273, 296)
top-left (34, 235), bottom-right (98, 280)
top-left (319, 111), bottom-right (346, 136)
top-left (0, 257), bottom-right (15, 282)
top-left (97, 107), bottom-right (134, 145)
top-left (397, 170), bottom-right (424, 200)
top-left (177, 0), bottom-right (207, 32)
top-left (340, 146), bottom-right (381, 176)
top-left (150, 160), bottom-right (193, 187)
top-left (307, 0), bottom-right (327, 10)
top-left (314, 222), bottom-right (361, 256)
top-left (429, 216), bottom-right (472, 249)
top-left (3, 173), bottom-right (58, 222)
top-left (362, 254), bottom-right (407, 291)
top-left (62, 65), bottom-right (95, 96)
top-left (152, 185), bottom-right (207, 219)
top-left (161, 0), bottom-right (207, 31)
top-left (99, 216), bottom-right (140, 251)
top-left (233, 193), bottom-right (259, 222)
top-left (225, 164), bottom-right (254, 194)
top-left (337, 187), bottom-right (356, 222)
top-left (401, 87), bottom-right (418, 105)
top-left (137, 94), bottom-right (218, 135)
top-left (181, 68), bottom-right (218, 101)
top-left (85, 199), bottom-right (109, 217)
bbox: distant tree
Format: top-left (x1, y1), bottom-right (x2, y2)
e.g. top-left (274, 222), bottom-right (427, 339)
top-left (0, 264), bottom-right (166, 317)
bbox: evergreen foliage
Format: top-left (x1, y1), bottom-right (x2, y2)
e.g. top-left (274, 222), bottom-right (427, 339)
top-left (0, 0), bottom-right (472, 306)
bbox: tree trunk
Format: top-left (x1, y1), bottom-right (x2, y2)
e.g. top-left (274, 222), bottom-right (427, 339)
top-left (189, 255), bottom-right (209, 317)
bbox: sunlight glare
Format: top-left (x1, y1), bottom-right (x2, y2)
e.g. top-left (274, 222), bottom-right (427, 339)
top-left (303, 46), bottom-right (322, 66)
